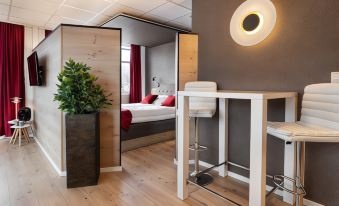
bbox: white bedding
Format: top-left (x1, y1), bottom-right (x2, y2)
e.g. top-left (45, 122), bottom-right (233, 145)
top-left (122, 103), bottom-right (175, 123)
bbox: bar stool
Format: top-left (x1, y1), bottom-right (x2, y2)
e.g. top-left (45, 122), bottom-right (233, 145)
top-left (267, 83), bottom-right (339, 205)
top-left (184, 81), bottom-right (217, 186)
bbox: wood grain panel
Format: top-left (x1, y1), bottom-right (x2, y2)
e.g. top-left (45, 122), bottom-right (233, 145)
top-left (175, 33), bottom-right (199, 160)
top-left (32, 25), bottom-right (121, 173)
top-left (177, 33), bottom-right (198, 91)
top-left (33, 27), bottom-right (63, 170)
top-left (0, 140), bottom-right (290, 206)
top-left (62, 26), bottom-right (121, 168)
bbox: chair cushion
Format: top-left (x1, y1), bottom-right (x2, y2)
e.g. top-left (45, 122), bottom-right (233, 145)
top-left (267, 121), bottom-right (339, 142)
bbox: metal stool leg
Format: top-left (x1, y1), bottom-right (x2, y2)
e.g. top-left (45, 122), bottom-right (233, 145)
top-left (270, 141), bottom-right (306, 205)
top-left (296, 141), bottom-right (305, 206)
top-left (190, 117), bottom-right (213, 186)
top-left (192, 117), bottom-right (200, 176)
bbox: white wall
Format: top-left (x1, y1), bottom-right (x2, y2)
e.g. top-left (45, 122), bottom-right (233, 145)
top-left (146, 42), bottom-right (176, 94)
top-left (141, 46), bottom-right (146, 98)
top-left (24, 26), bottom-right (45, 110)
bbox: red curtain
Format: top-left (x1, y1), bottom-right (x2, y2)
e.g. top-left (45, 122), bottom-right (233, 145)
top-left (0, 22), bottom-right (25, 137)
top-left (129, 44), bottom-right (142, 103)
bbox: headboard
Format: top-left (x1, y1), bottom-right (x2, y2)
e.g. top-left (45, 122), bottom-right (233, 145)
top-left (151, 84), bottom-right (175, 95)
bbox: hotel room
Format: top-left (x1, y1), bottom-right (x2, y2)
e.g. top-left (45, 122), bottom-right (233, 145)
top-left (0, 0), bottom-right (338, 206)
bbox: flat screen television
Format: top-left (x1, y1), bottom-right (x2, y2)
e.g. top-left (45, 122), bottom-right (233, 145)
top-left (27, 51), bottom-right (43, 86)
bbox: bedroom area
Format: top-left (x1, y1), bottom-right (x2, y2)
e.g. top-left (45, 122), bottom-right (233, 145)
top-left (102, 15), bottom-right (183, 154)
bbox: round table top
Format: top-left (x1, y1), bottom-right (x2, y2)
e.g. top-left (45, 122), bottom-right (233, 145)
top-left (11, 124), bottom-right (30, 129)
top-left (8, 120), bottom-right (32, 125)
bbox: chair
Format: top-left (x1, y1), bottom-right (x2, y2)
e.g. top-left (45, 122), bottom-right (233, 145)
top-left (267, 83), bottom-right (339, 205)
top-left (184, 81), bottom-right (217, 186)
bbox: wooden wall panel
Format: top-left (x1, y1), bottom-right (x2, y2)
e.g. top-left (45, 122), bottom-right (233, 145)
top-left (32, 25), bottom-right (121, 174)
top-left (62, 26), bottom-right (121, 168)
top-left (177, 33), bottom-right (198, 91)
top-left (175, 33), bottom-right (199, 160)
top-left (33, 27), bottom-right (63, 170)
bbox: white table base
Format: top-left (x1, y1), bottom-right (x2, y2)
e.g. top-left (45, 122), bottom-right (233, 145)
top-left (177, 90), bottom-right (297, 206)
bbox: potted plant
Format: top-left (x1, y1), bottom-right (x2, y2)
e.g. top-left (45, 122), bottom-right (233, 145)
top-left (54, 59), bottom-right (111, 188)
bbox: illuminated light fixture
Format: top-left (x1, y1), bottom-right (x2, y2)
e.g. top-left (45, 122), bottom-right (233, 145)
top-left (230, 0), bottom-right (276, 46)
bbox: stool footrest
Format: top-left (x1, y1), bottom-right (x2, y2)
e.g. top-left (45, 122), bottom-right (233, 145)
top-left (268, 175), bottom-right (306, 197)
top-left (189, 145), bottom-right (207, 151)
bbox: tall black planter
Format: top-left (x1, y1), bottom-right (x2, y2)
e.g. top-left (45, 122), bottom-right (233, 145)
top-left (66, 112), bottom-right (100, 188)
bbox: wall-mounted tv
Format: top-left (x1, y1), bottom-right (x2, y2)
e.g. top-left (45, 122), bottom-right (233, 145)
top-left (27, 51), bottom-right (43, 86)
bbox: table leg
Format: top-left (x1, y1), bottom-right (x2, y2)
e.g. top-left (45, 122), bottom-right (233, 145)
top-left (177, 95), bottom-right (190, 200)
top-left (219, 98), bottom-right (228, 177)
top-left (249, 99), bottom-right (267, 206)
top-left (13, 129), bottom-right (19, 144)
top-left (19, 128), bottom-right (22, 147)
top-left (10, 129), bottom-right (17, 144)
top-left (26, 128), bottom-right (30, 141)
top-left (23, 128), bottom-right (29, 143)
top-left (284, 96), bottom-right (298, 204)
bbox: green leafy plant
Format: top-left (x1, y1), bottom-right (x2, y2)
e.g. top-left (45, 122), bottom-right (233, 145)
top-left (54, 59), bottom-right (112, 115)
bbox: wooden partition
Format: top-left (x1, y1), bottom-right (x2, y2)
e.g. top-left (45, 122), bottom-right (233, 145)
top-left (175, 33), bottom-right (198, 91)
top-left (33, 25), bottom-right (121, 174)
top-left (175, 33), bottom-right (199, 159)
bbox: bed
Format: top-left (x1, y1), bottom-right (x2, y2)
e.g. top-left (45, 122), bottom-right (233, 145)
top-left (122, 103), bottom-right (175, 124)
top-left (121, 86), bottom-right (176, 151)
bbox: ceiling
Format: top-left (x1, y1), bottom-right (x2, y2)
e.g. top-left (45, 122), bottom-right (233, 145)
top-left (0, 0), bottom-right (192, 30)
top-left (103, 15), bottom-right (179, 47)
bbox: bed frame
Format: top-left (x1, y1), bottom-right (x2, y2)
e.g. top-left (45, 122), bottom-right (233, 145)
top-left (121, 118), bottom-right (175, 141)
top-left (121, 119), bottom-right (176, 152)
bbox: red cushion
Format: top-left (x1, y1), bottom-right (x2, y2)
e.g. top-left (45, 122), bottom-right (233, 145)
top-left (141, 95), bottom-right (158, 104)
top-left (162, 96), bottom-right (175, 107)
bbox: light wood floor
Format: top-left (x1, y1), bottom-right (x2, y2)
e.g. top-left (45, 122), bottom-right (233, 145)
top-left (0, 139), bottom-right (290, 206)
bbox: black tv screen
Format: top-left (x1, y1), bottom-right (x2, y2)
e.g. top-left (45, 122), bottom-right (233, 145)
top-left (27, 51), bottom-right (42, 86)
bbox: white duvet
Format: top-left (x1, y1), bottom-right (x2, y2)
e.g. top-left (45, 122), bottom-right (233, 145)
top-left (122, 103), bottom-right (175, 123)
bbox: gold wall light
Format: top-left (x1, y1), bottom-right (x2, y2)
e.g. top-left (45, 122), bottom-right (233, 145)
top-left (230, 0), bottom-right (276, 46)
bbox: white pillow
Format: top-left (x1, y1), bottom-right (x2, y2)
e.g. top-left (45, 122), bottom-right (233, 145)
top-left (153, 95), bottom-right (168, 106)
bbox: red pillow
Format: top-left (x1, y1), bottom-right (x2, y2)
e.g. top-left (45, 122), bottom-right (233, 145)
top-left (141, 95), bottom-right (158, 104)
top-left (162, 96), bottom-right (175, 107)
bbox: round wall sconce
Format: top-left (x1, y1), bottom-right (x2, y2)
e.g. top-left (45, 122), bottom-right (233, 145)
top-left (230, 0), bottom-right (276, 46)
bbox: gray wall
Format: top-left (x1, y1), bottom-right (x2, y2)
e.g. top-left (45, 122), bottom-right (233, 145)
top-left (192, 0), bottom-right (339, 205)
top-left (146, 42), bottom-right (176, 94)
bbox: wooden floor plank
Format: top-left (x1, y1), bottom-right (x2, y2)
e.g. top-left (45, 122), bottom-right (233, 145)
top-left (0, 138), bottom-right (290, 206)
top-left (0, 140), bottom-right (11, 206)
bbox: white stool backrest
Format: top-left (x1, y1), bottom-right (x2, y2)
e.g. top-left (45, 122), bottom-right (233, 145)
top-left (184, 81), bottom-right (217, 111)
top-left (301, 83), bottom-right (339, 130)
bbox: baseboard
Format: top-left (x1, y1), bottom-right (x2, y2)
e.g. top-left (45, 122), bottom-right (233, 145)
top-left (34, 137), bottom-right (66, 176)
top-left (100, 166), bottom-right (123, 173)
top-left (173, 158), bottom-right (324, 206)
